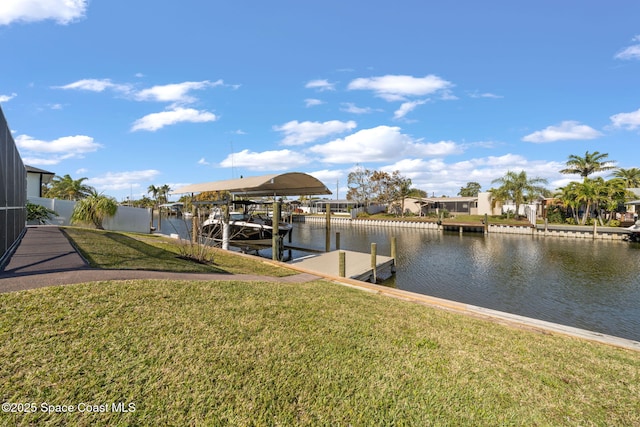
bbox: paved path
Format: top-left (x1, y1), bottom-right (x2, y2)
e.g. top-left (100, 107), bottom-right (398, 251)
top-left (0, 226), bottom-right (320, 293)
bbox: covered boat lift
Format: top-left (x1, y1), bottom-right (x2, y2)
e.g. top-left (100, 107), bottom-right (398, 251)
top-left (172, 172), bottom-right (332, 259)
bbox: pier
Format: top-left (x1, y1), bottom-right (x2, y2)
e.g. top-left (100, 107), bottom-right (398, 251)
top-left (289, 250), bottom-right (395, 283)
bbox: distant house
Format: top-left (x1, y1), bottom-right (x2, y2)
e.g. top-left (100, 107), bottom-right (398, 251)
top-left (403, 192), bottom-right (499, 216)
top-left (26, 165), bottom-right (55, 198)
top-left (625, 188), bottom-right (640, 216)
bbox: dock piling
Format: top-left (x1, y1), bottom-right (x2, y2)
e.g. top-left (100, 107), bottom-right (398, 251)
top-left (371, 243), bottom-right (377, 283)
top-left (339, 251), bottom-right (346, 277)
top-left (325, 203), bottom-right (331, 252)
top-left (336, 232), bottom-right (341, 250)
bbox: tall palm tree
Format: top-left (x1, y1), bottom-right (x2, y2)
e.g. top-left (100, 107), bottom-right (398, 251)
top-left (159, 184), bottom-right (172, 205)
top-left (612, 167), bottom-right (640, 188)
top-left (147, 185), bottom-right (160, 203)
top-left (491, 170), bottom-right (548, 219)
top-left (560, 151), bottom-right (616, 180)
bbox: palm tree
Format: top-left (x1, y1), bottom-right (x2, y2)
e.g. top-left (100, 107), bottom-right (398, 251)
top-left (560, 151), bottom-right (616, 180)
top-left (70, 190), bottom-right (118, 229)
top-left (147, 185), bottom-right (160, 203)
top-left (46, 174), bottom-right (94, 200)
top-left (556, 181), bottom-right (581, 224)
top-left (491, 170), bottom-right (548, 219)
top-left (159, 184), bottom-right (172, 205)
top-left (612, 167), bottom-right (640, 188)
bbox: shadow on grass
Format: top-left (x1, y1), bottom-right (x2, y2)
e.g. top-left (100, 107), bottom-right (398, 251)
top-left (64, 229), bottom-right (231, 274)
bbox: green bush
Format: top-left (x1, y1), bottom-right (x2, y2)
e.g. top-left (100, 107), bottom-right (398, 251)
top-left (26, 202), bottom-right (57, 224)
top-left (609, 219), bottom-right (621, 227)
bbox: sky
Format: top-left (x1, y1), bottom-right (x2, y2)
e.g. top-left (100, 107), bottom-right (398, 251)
top-left (1, 0), bottom-right (640, 202)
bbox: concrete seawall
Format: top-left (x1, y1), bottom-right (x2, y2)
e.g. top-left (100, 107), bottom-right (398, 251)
top-left (299, 216), bottom-right (630, 241)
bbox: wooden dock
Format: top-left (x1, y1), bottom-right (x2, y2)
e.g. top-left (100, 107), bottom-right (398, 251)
top-left (289, 250), bottom-right (395, 283)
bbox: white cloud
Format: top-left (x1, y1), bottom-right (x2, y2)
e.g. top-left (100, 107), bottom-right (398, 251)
top-left (468, 91), bottom-right (503, 99)
top-left (309, 125), bottom-right (416, 164)
top-left (305, 79), bottom-right (336, 91)
top-left (304, 98), bottom-right (324, 107)
top-left (394, 99), bottom-right (428, 119)
top-left (347, 74), bottom-right (453, 101)
top-left (88, 170), bottom-right (161, 191)
top-left (16, 134), bottom-right (101, 154)
top-left (309, 126), bottom-right (464, 164)
top-left (0, 93), bottom-right (17, 103)
top-left (135, 80), bottom-right (223, 103)
top-left (410, 140), bottom-right (463, 157)
top-left (340, 102), bottom-right (376, 114)
top-left (273, 120), bottom-right (357, 146)
top-left (522, 121), bottom-right (602, 143)
top-left (615, 35), bottom-right (640, 60)
top-left (219, 149), bottom-right (309, 171)
top-left (609, 108), bottom-right (640, 130)
top-left (0, 0), bottom-right (87, 25)
top-left (55, 78), bottom-right (132, 93)
top-left (308, 169), bottom-right (344, 184)
top-left (15, 134), bottom-right (102, 165)
top-left (131, 107), bottom-right (217, 132)
top-left (197, 158), bottom-right (210, 165)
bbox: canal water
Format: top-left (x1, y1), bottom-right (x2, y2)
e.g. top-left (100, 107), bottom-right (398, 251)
top-left (158, 217), bottom-right (640, 342)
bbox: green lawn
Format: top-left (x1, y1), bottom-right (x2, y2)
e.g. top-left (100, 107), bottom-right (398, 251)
top-left (62, 227), bottom-right (294, 277)
top-left (1, 227), bottom-right (639, 425)
top-left (1, 279), bottom-right (639, 426)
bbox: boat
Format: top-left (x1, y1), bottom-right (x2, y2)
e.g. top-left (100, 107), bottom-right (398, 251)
top-left (201, 201), bottom-right (293, 242)
top-left (625, 220), bottom-right (640, 242)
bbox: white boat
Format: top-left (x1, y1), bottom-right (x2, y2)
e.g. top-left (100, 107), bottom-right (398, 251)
top-left (201, 201), bottom-right (292, 242)
top-left (625, 220), bottom-right (640, 242)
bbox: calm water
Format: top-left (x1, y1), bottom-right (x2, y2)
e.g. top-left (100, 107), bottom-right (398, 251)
top-left (160, 217), bottom-right (640, 342)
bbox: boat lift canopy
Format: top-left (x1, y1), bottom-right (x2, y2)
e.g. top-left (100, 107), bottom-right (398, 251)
top-left (171, 172), bottom-right (332, 197)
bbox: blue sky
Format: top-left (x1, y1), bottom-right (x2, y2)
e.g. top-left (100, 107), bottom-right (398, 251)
top-left (1, 0), bottom-right (639, 201)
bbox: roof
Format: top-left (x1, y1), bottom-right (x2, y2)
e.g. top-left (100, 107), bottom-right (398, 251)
top-left (25, 165), bottom-right (55, 175)
top-left (172, 172), bottom-right (332, 197)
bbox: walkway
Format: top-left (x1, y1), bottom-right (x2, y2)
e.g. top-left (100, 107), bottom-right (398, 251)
top-left (0, 226), bottom-right (320, 293)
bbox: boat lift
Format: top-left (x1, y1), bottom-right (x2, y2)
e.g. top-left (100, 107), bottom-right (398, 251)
top-left (172, 172), bottom-right (332, 260)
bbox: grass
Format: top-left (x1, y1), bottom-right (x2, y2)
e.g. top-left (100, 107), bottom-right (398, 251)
top-left (61, 227), bottom-right (294, 277)
top-left (1, 279), bottom-right (639, 426)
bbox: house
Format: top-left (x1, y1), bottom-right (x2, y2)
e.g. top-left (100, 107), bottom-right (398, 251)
top-left (26, 165), bottom-right (55, 198)
top-left (403, 192), bottom-right (500, 216)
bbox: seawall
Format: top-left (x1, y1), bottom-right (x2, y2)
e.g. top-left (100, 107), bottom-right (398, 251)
top-left (298, 216), bottom-right (630, 241)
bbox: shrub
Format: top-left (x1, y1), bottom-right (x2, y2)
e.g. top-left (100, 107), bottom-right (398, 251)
top-left (26, 202), bottom-right (57, 224)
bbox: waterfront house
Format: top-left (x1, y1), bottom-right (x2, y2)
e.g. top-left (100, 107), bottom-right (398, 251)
top-left (403, 192), bottom-right (500, 217)
top-left (26, 165), bottom-right (55, 198)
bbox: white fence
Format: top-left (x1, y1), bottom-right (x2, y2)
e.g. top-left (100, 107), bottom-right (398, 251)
top-left (29, 197), bottom-right (152, 234)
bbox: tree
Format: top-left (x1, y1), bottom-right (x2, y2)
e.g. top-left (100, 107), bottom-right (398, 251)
top-left (346, 165), bottom-right (372, 206)
top-left (159, 184), bottom-right (172, 204)
top-left (389, 171), bottom-right (412, 216)
top-left (70, 190), bottom-right (118, 229)
top-left (491, 171), bottom-right (548, 219)
top-left (458, 182), bottom-right (481, 197)
top-left (556, 177), bottom-right (630, 225)
top-left (45, 174), bottom-right (94, 200)
top-left (407, 188), bottom-right (427, 198)
top-left (147, 184), bottom-right (160, 203)
top-left (612, 167), bottom-right (640, 188)
top-left (560, 151), bottom-right (616, 180)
